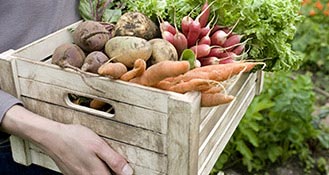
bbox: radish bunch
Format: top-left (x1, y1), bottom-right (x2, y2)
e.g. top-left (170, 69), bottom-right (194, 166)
top-left (160, 1), bottom-right (248, 67)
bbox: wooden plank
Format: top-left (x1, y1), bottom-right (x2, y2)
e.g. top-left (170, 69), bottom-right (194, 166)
top-left (28, 148), bottom-right (166, 175)
top-left (12, 21), bottom-right (81, 61)
top-left (19, 78), bottom-right (168, 134)
top-left (198, 73), bottom-right (256, 146)
top-left (21, 97), bottom-right (167, 154)
top-left (0, 50), bottom-right (18, 96)
top-left (198, 77), bottom-right (257, 175)
top-left (29, 137), bottom-right (168, 173)
top-left (167, 92), bottom-right (201, 175)
top-left (14, 57), bottom-right (185, 113)
top-left (199, 86), bottom-right (256, 175)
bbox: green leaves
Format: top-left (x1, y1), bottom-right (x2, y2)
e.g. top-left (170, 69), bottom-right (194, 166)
top-left (180, 49), bottom-right (197, 69)
top-left (213, 72), bottom-right (320, 174)
top-left (78, 0), bottom-right (122, 23)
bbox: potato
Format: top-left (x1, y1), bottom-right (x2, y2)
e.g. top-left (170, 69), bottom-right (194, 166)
top-left (105, 36), bottom-right (152, 68)
top-left (148, 39), bottom-right (178, 66)
top-left (114, 12), bottom-right (160, 40)
top-left (73, 21), bottom-right (110, 52)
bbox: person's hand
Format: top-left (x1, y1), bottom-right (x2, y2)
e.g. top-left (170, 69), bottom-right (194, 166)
top-left (41, 124), bottom-right (133, 175)
top-left (1, 105), bottom-right (133, 175)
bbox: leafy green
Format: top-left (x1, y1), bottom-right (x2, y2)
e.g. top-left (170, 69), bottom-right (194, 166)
top-left (79, 0), bottom-right (122, 23)
top-left (211, 72), bottom-right (321, 174)
top-left (125, 0), bottom-right (303, 71)
top-left (180, 49), bottom-right (197, 69)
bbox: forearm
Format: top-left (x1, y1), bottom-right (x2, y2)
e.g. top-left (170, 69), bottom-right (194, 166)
top-left (0, 105), bottom-right (62, 151)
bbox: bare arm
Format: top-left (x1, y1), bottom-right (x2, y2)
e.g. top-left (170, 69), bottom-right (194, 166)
top-left (1, 105), bottom-right (133, 175)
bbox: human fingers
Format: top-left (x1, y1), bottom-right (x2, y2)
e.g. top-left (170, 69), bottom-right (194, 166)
top-left (96, 141), bottom-right (133, 175)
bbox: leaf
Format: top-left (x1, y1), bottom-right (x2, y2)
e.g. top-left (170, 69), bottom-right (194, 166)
top-left (102, 9), bottom-right (121, 23)
top-left (236, 140), bottom-right (253, 160)
top-left (268, 145), bottom-right (283, 162)
top-left (79, 0), bottom-right (112, 21)
top-left (180, 49), bottom-right (196, 69)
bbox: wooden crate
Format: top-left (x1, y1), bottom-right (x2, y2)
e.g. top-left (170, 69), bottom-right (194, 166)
top-left (1, 21), bottom-right (263, 175)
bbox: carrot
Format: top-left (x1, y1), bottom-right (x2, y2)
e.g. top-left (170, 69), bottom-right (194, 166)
top-left (172, 62), bottom-right (259, 82)
top-left (98, 61), bottom-right (128, 79)
top-left (201, 85), bottom-right (224, 94)
top-left (130, 60), bottom-right (190, 86)
top-left (120, 59), bottom-right (146, 81)
top-left (201, 92), bottom-right (234, 107)
top-left (164, 79), bottom-right (214, 93)
top-left (90, 99), bottom-right (107, 109)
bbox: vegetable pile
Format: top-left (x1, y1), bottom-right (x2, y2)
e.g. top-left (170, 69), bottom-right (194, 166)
top-left (50, 0), bottom-right (286, 108)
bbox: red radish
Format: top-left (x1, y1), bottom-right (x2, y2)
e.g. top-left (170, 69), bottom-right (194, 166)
top-left (211, 30), bottom-right (228, 46)
top-left (222, 34), bottom-right (244, 51)
top-left (232, 43), bottom-right (246, 55)
top-left (210, 19), bottom-right (240, 46)
top-left (199, 15), bottom-right (217, 39)
top-left (181, 16), bottom-right (193, 36)
top-left (198, 56), bottom-right (220, 66)
top-left (216, 52), bottom-right (247, 62)
top-left (162, 31), bottom-right (175, 44)
top-left (173, 32), bottom-right (188, 57)
top-left (199, 0), bottom-right (211, 28)
top-left (199, 16), bottom-right (217, 45)
top-left (187, 20), bottom-right (202, 47)
top-left (190, 44), bottom-right (222, 58)
top-left (160, 21), bottom-right (177, 35)
top-left (218, 57), bottom-right (234, 64)
top-left (208, 47), bottom-right (224, 57)
top-left (187, 1), bottom-right (215, 47)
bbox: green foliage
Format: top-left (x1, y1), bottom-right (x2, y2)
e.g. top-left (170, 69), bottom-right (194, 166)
top-left (125, 0), bottom-right (303, 71)
top-left (291, 0), bottom-right (329, 93)
top-left (212, 72), bottom-right (321, 174)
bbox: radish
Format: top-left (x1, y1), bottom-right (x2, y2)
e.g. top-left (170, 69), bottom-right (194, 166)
top-left (232, 43), bottom-right (246, 55)
top-left (187, 1), bottom-right (215, 48)
top-left (173, 32), bottom-right (188, 57)
top-left (190, 44), bottom-right (222, 58)
top-left (222, 34), bottom-right (244, 51)
top-left (208, 47), bottom-right (224, 57)
top-left (198, 56), bottom-right (220, 66)
top-left (160, 21), bottom-right (177, 35)
top-left (181, 16), bottom-right (193, 36)
top-left (162, 31), bottom-right (174, 44)
top-left (210, 19), bottom-right (240, 46)
top-left (199, 0), bottom-right (211, 28)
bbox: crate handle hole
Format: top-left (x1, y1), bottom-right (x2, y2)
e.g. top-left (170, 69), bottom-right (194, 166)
top-left (65, 93), bottom-right (115, 118)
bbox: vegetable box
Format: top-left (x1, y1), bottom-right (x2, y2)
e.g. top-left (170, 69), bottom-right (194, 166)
top-left (0, 21), bottom-right (263, 175)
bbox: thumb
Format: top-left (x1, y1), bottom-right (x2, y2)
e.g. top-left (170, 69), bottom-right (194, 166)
top-left (97, 142), bottom-right (133, 175)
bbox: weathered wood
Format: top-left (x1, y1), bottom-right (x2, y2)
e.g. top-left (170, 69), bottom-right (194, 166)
top-left (19, 78), bottom-right (168, 134)
top-left (0, 50), bottom-right (18, 96)
top-left (167, 92), bottom-right (201, 175)
top-left (14, 57), bottom-right (183, 113)
top-left (12, 21), bottom-right (80, 61)
top-left (198, 74), bottom-right (257, 175)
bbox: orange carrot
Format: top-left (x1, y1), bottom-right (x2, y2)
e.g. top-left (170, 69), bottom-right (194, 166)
top-left (120, 59), bottom-right (146, 81)
top-left (98, 61), bottom-right (127, 79)
top-left (201, 85), bottom-right (224, 94)
top-left (155, 78), bottom-right (214, 93)
top-left (90, 99), bottom-right (107, 109)
top-left (201, 92), bottom-right (234, 107)
top-left (130, 61), bottom-right (190, 86)
top-left (169, 62), bottom-right (259, 83)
